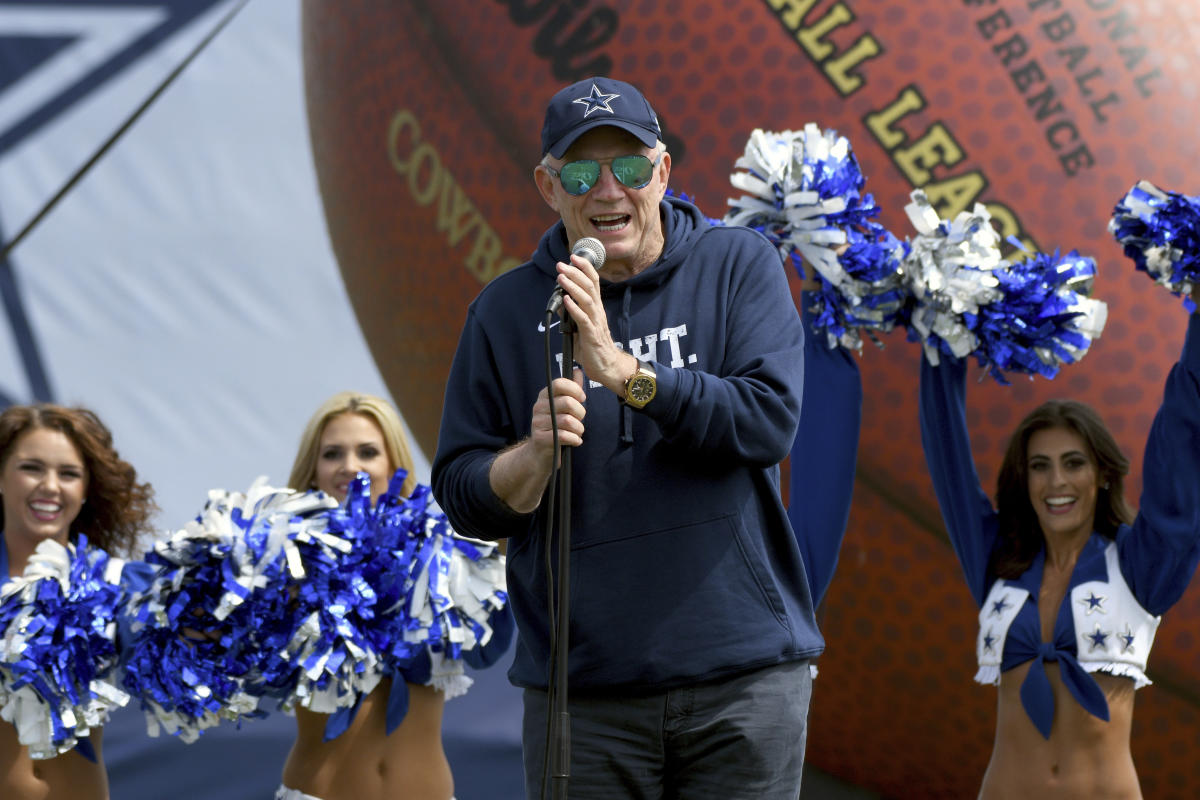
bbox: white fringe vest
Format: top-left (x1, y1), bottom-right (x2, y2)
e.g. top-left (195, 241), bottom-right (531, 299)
top-left (975, 540), bottom-right (1159, 687)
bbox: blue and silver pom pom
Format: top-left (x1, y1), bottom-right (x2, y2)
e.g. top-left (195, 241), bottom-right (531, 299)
top-left (901, 190), bottom-right (1007, 365)
top-left (1109, 180), bottom-right (1200, 310)
top-left (389, 483), bottom-right (508, 698)
top-left (724, 125), bottom-right (906, 350)
top-left (311, 474), bottom-right (508, 700)
top-left (805, 223), bottom-right (909, 351)
top-left (270, 469), bottom-right (506, 712)
top-left (902, 191), bottom-right (1106, 380)
top-left (122, 481), bottom-right (336, 741)
top-left (280, 474), bottom-right (404, 716)
top-left (974, 250), bottom-right (1108, 383)
top-left (0, 536), bottom-right (128, 759)
top-left (124, 470), bottom-right (509, 739)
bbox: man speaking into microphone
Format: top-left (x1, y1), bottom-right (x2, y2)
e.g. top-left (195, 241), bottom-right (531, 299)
top-left (432, 76), bottom-right (817, 799)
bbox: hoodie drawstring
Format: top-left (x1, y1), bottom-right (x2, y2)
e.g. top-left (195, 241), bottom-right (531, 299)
top-left (619, 285), bottom-right (634, 444)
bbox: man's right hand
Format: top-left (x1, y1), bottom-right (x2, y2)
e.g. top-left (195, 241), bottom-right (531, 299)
top-left (488, 370), bottom-right (586, 514)
top-left (530, 372), bottom-right (588, 455)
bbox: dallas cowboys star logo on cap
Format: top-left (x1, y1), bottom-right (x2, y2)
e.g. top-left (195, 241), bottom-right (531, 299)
top-left (573, 83), bottom-right (620, 117)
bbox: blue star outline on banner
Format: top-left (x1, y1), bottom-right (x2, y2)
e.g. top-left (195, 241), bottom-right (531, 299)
top-left (0, 1), bottom-right (227, 408)
top-left (0, 1), bottom-right (228, 156)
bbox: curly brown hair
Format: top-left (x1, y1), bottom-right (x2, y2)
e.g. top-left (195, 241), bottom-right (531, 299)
top-left (0, 404), bottom-right (156, 556)
top-left (992, 399), bottom-right (1135, 579)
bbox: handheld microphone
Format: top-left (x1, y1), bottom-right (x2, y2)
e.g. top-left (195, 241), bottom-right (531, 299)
top-left (546, 237), bottom-right (607, 315)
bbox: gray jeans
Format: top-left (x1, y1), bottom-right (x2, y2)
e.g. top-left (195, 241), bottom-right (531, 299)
top-left (522, 659), bottom-right (812, 800)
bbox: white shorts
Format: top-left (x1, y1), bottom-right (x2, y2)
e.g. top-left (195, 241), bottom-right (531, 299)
top-left (275, 785), bottom-right (454, 800)
top-left (275, 787), bottom-right (323, 800)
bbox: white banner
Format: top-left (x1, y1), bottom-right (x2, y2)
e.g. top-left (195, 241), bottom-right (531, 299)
top-left (0, 4), bottom-right (518, 800)
top-left (0, 0), bottom-right (428, 534)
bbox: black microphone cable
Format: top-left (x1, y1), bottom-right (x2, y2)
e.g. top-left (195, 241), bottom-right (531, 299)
top-left (539, 300), bottom-right (564, 800)
top-left (537, 238), bottom-right (603, 799)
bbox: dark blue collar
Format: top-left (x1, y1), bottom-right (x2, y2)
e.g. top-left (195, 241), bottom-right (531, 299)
top-left (1004, 532), bottom-right (1113, 738)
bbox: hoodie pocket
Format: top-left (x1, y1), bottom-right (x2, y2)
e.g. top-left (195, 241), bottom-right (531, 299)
top-left (566, 511), bottom-right (794, 685)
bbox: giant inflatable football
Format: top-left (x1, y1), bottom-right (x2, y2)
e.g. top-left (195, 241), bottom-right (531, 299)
top-left (302, 2), bottom-right (1200, 795)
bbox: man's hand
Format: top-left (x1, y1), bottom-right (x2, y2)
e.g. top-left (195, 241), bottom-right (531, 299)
top-left (555, 252), bottom-right (639, 396)
top-left (488, 369), bottom-right (587, 514)
top-left (530, 372), bottom-right (587, 454)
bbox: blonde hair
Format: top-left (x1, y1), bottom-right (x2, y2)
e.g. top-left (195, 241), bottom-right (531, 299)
top-left (287, 392), bottom-right (417, 499)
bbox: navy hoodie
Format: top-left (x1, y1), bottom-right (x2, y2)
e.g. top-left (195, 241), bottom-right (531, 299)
top-left (431, 197), bottom-right (823, 692)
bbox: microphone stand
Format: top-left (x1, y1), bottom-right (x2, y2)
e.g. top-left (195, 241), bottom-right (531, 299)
top-left (549, 310), bottom-right (575, 800)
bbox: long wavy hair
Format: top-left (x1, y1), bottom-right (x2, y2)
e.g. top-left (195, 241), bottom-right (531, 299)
top-left (0, 404), bottom-right (156, 556)
top-left (992, 399), bottom-right (1134, 579)
top-left (287, 392), bottom-right (417, 499)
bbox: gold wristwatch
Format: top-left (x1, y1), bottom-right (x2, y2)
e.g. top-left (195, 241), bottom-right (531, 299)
top-left (623, 360), bottom-right (657, 408)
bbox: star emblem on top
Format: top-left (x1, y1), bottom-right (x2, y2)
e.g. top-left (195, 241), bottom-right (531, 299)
top-left (989, 595), bottom-right (1011, 617)
top-left (1079, 591), bottom-right (1106, 615)
top-left (1087, 624), bottom-right (1110, 651)
top-left (1118, 624), bottom-right (1136, 654)
top-left (573, 83), bottom-right (620, 117)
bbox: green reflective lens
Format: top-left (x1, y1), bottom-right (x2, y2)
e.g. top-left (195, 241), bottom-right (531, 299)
top-left (550, 153), bottom-right (660, 196)
top-left (611, 155), bottom-right (654, 189)
top-left (558, 161), bottom-right (600, 195)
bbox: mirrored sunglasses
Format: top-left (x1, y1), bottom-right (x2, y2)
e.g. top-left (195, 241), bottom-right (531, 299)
top-left (545, 153), bottom-right (663, 196)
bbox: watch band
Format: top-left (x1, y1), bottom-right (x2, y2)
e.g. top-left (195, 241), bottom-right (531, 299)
top-left (623, 360), bottom-right (657, 408)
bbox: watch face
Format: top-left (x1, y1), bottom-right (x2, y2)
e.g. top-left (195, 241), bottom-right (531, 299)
top-left (629, 375), bottom-right (655, 404)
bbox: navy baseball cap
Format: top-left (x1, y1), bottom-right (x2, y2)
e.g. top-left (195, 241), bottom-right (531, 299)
top-left (541, 77), bottom-right (662, 158)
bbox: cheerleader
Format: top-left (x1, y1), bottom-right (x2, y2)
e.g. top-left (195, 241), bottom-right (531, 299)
top-left (0, 404), bottom-right (155, 800)
top-left (919, 286), bottom-right (1200, 797)
top-left (276, 392), bottom-right (511, 800)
